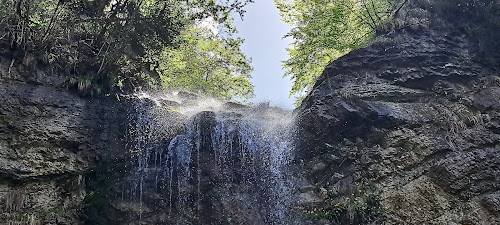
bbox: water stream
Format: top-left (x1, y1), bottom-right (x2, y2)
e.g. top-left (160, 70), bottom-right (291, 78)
top-left (124, 93), bottom-right (295, 224)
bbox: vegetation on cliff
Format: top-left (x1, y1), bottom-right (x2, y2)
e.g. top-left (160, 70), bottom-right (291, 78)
top-left (275, 0), bottom-right (404, 100)
top-left (276, 0), bottom-right (500, 102)
top-left (0, 0), bottom-right (254, 100)
top-left (308, 181), bottom-right (385, 224)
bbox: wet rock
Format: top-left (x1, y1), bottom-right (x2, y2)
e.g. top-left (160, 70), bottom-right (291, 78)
top-left (299, 184), bottom-right (316, 193)
top-left (296, 192), bottom-right (323, 207)
top-left (223, 102), bottom-right (250, 110)
top-left (178, 90), bottom-right (200, 101)
top-left (310, 162), bottom-right (328, 174)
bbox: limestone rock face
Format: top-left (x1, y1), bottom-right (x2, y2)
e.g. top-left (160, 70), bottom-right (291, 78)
top-left (294, 2), bottom-right (500, 224)
top-left (0, 81), bottom-right (129, 224)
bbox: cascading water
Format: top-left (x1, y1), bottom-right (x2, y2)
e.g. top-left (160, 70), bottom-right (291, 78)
top-left (125, 93), bottom-right (295, 224)
top-left (211, 109), bottom-right (294, 224)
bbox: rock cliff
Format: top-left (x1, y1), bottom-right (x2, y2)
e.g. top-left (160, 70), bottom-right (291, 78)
top-left (0, 59), bottom-right (130, 224)
top-left (294, 0), bottom-right (500, 224)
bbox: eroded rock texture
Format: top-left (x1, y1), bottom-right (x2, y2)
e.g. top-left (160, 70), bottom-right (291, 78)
top-left (0, 60), bottom-right (129, 224)
top-left (294, 1), bottom-right (500, 224)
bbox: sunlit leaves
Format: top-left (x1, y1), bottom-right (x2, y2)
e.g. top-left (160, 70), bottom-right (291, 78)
top-left (146, 25), bottom-right (254, 102)
top-left (275, 0), bottom-right (400, 101)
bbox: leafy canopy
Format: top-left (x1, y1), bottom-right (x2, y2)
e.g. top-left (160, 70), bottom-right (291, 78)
top-left (148, 22), bottom-right (254, 102)
top-left (0, 0), bottom-right (254, 101)
top-left (274, 0), bottom-right (401, 101)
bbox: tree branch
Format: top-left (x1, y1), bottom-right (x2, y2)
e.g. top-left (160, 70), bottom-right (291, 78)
top-left (393, 0), bottom-right (409, 17)
top-left (42, 0), bottom-right (63, 43)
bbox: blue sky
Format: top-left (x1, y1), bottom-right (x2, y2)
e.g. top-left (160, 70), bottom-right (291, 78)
top-left (233, 0), bottom-right (295, 109)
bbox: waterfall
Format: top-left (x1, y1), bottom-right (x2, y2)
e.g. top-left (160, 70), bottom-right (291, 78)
top-left (126, 93), bottom-right (294, 224)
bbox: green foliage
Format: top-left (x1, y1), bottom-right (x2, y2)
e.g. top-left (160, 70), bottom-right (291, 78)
top-left (146, 23), bottom-right (254, 102)
top-left (1, 0), bottom-right (185, 93)
top-left (307, 181), bottom-right (385, 224)
top-left (274, 0), bottom-right (402, 101)
top-left (0, 0), bottom-right (254, 100)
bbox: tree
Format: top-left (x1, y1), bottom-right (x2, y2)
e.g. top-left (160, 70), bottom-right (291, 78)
top-left (0, 0), bottom-right (254, 99)
top-left (274, 0), bottom-right (401, 101)
top-left (147, 23), bottom-right (254, 102)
